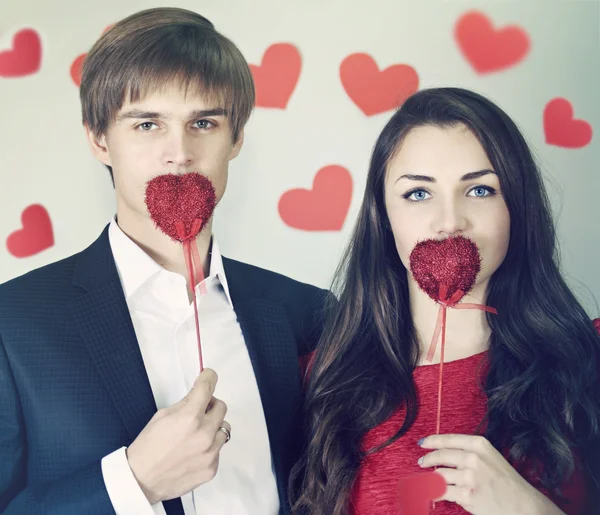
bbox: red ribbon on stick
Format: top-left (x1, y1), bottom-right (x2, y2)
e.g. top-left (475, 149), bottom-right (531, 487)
top-left (426, 283), bottom-right (498, 436)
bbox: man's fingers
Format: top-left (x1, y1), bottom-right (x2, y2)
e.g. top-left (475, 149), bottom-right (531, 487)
top-left (204, 397), bottom-right (228, 432)
top-left (211, 420), bottom-right (231, 451)
top-left (181, 369), bottom-right (218, 413)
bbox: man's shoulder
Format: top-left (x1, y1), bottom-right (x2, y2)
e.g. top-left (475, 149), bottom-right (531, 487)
top-left (222, 257), bottom-right (329, 300)
top-left (0, 226), bottom-right (109, 309)
top-left (222, 257), bottom-right (333, 355)
top-left (0, 252), bottom-right (82, 318)
top-left (1, 253), bottom-right (78, 290)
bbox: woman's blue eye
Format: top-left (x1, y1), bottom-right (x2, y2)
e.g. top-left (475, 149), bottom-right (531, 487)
top-left (404, 189), bottom-right (431, 202)
top-left (402, 186), bottom-right (496, 202)
top-left (469, 186), bottom-right (495, 198)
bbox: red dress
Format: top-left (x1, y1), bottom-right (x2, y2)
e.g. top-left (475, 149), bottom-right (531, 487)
top-left (349, 350), bottom-right (588, 514)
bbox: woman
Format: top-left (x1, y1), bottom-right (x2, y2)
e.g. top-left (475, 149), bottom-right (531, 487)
top-left (290, 87), bottom-right (600, 515)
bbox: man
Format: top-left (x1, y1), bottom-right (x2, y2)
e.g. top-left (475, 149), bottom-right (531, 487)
top-left (0, 8), bottom-right (328, 515)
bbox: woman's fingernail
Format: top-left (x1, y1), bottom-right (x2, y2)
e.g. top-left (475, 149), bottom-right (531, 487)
top-left (418, 456), bottom-right (424, 466)
top-left (417, 438), bottom-right (425, 446)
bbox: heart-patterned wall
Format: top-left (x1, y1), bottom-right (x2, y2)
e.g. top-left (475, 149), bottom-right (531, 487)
top-left (1, 0), bottom-right (599, 316)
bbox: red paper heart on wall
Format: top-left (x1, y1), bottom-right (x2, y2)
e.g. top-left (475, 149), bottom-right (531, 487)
top-left (250, 43), bottom-right (301, 109)
top-left (544, 98), bottom-right (592, 149)
top-left (7, 204), bottom-right (54, 258)
top-left (455, 11), bottom-right (530, 74)
top-left (278, 165), bottom-right (352, 231)
top-left (0, 28), bottom-right (42, 77)
top-left (340, 53), bottom-right (419, 115)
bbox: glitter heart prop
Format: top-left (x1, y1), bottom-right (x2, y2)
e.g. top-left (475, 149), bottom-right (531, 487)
top-left (145, 173), bottom-right (216, 242)
top-left (145, 173), bottom-right (217, 371)
top-left (409, 236), bottom-right (498, 438)
top-left (409, 236), bottom-right (481, 305)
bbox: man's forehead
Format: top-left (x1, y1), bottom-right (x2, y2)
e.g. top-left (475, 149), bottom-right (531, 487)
top-left (119, 81), bottom-right (226, 113)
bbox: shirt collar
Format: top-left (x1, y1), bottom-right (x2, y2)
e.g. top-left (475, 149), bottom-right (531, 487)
top-left (208, 239), bottom-right (233, 307)
top-left (108, 218), bottom-right (233, 307)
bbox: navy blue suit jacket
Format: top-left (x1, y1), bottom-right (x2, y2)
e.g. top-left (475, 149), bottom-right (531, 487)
top-left (0, 226), bottom-right (329, 515)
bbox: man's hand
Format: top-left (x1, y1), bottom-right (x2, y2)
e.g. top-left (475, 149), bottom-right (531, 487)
top-left (126, 369), bottom-right (230, 504)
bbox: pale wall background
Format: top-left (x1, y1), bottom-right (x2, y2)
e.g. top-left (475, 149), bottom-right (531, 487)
top-left (1, 0), bottom-right (599, 315)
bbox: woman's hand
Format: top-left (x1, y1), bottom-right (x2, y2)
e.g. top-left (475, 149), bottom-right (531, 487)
top-left (417, 434), bottom-right (565, 515)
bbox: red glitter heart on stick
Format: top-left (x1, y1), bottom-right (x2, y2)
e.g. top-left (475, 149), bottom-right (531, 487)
top-left (145, 173), bottom-right (217, 242)
top-left (408, 236), bottom-right (497, 443)
top-left (144, 173), bottom-right (217, 372)
top-left (409, 236), bottom-right (481, 304)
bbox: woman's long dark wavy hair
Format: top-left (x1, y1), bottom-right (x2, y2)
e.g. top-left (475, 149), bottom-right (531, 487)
top-left (289, 87), bottom-right (600, 515)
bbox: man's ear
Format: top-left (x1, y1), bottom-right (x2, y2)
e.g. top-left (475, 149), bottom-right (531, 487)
top-left (84, 124), bottom-right (112, 167)
top-left (229, 128), bottom-right (244, 161)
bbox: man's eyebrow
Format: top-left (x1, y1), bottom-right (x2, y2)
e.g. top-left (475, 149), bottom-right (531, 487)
top-left (116, 108), bottom-right (228, 121)
top-left (395, 169), bottom-right (496, 184)
top-left (187, 108), bottom-right (228, 118)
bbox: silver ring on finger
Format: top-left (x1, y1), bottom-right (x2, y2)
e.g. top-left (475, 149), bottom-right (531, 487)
top-left (218, 426), bottom-right (231, 443)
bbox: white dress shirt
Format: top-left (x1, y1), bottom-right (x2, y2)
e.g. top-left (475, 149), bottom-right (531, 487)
top-left (100, 219), bottom-right (280, 515)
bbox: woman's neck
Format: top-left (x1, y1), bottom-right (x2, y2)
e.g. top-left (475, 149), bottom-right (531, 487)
top-left (408, 278), bottom-right (492, 365)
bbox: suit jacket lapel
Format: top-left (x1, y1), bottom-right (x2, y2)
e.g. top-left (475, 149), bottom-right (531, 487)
top-left (222, 258), bottom-right (303, 506)
top-left (67, 225), bottom-right (157, 441)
